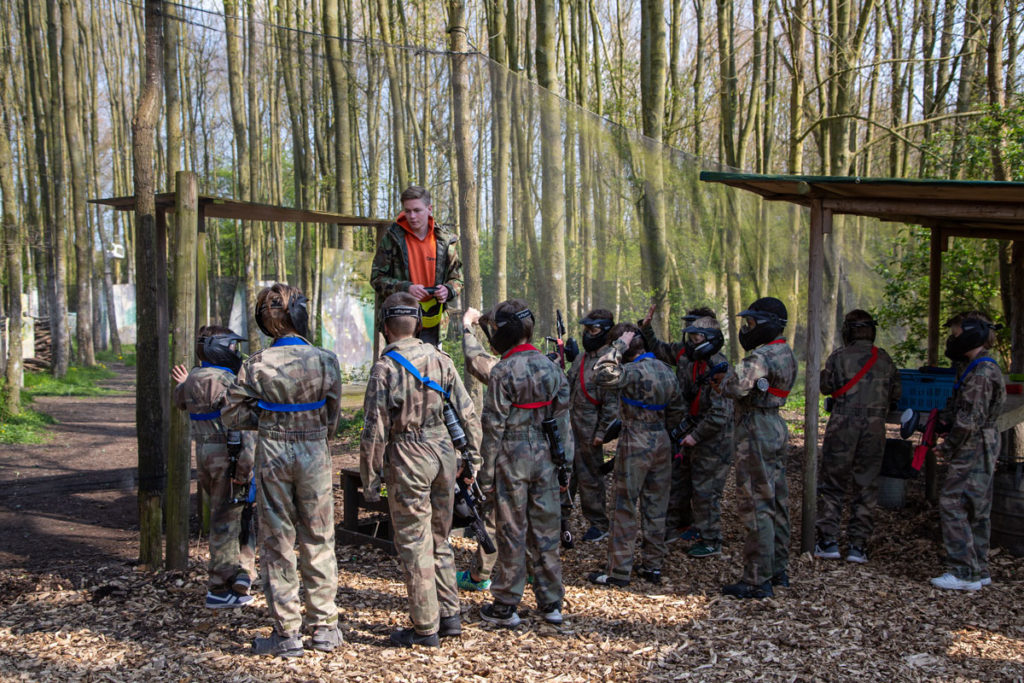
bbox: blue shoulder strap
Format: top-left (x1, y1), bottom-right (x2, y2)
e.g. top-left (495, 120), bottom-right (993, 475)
top-left (621, 396), bottom-right (668, 411)
top-left (189, 409), bottom-right (222, 421)
top-left (632, 352), bottom-right (656, 363)
top-left (384, 350), bottom-right (451, 399)
top-left (272, 336), bottom-right (310, 347)
top-left (954, 356), bottom-right (998, 390)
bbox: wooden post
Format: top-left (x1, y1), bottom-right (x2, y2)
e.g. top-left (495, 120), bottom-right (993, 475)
top-left (801, 201), bottom-right (828, 554)
top-left (925, 228), bottom-right (944, 501)
top-left (196, 203), bottom-right (211, 534)
top-left (167, 173), bottom-right (198, 570)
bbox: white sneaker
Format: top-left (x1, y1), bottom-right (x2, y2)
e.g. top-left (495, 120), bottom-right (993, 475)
top-left (979, 575), bottom-right (992, 587)
top-left (930, 573), bottom-right (982, 591)
top-left (542, 607), bottom-right (563, 625)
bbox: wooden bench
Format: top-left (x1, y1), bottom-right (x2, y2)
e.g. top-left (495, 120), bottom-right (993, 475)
top-left (336, 466), bottom-right (395, 555)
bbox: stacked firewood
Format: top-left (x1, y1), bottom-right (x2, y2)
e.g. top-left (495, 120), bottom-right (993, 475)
top-left (25, 317), bottom-right (52, 371)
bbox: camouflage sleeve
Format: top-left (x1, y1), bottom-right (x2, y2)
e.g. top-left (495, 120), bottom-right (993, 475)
top-left (594, 339), bottom-right (629, 389)
top-left (819, 349), bottom-right (841, 395)
top-left (692, 385), bottom-right (732, 443)
top-left (719, 353), bottom-right (769, 400)
top-left (221, 364), bottom-right (261, 430)
top-left (554, 371), bottom-right (573, 476)
top-left (594, 381), bottom-right (620, 442)
top-left (324, 354), bottom-right (343, 435)
top-left (478, 370), bottom-right (512, 491)
top-left (885, 351), bottom-right (902, 405)
top-left (462, 329), bottom-right (497, 385)
top-left (664, 381), bottom-right (688, 435)
top-left (936, 370), bottom-right (996, 457)
top-left (442, 237), bottom-right (464, 302)
top-left (370, 230), bottom-right (412, 298)
top-left (235, 431), bottom-right (257, 482)
top-left (447, 357), bottom-right (482, 468)
top-left (172, 379), bottom-right (188, 411)
top-left (640, 321), bottom-right (682, 366)
top-left (359, 364), bottom-right (391, 497)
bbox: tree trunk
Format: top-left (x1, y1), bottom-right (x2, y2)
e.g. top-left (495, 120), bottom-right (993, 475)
top-left (324, 0), bottom-right (354, 249)
top-left (0, 42), bottom-right (22, 414)
top-left (133, 0), bottom-right (166, 570)
top-left (486, 0), bottom-right (510, 303)
top-left (61, 0), bottom-right (94, 367)
top-left (375, 0), bottom-right (409, 190)
top-left (45, 0), bottom-right (70, 377)
top-left (641, 0), bottom-right (669, 335)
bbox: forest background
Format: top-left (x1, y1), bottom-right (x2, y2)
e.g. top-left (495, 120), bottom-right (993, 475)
top-left (1, 0), bottom-right (1023, 417)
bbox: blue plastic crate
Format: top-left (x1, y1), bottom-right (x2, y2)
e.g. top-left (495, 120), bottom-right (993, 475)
top-left (897, 369), bottom-right (956, 412)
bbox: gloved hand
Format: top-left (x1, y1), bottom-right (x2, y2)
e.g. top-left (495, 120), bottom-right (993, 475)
top-left (546, 352), bottom-right (560, 363)
top-left (564, 337), bottom-right (579, 363)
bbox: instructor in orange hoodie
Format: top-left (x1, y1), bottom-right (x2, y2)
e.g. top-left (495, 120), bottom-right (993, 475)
top-left (371, 186), bottom-right (464, 346)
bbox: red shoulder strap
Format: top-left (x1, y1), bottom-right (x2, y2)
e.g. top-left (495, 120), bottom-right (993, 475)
top-left (831, 346), bottom-right (879, 398)
top-left (579, 359), bottom-right (601, 406)
top-left (689, 361), bottom-right (706, 415)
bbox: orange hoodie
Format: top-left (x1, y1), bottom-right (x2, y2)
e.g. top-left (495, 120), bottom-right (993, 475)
top-left (396, 212), bottom-right (437, 288)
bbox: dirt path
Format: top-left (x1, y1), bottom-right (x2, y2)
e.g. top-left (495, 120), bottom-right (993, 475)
top-left (0, 364), bottom-right (139, 573)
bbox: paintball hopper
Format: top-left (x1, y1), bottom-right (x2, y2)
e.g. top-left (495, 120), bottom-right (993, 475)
top-left (899, 409), bottom-right (928, 440)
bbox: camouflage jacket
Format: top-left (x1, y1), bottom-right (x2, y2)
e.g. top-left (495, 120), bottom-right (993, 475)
top-left (567, 346), bottom-right (619, 442)
top-left (720, 336), bottom-right (797, 411)
top-left (370, 221), bottom-right (463, 304)
top-left (478, 344), bottom-right (572, 490)
top-left (820, 339), bottom-right (900, 417)
top-left (678, 352), bottom-right (733, 444)
top-left (936, 357), bottom-right (1005, 459)
top-left (221, 335), bottom-right (342, 440)
top-left (640, 321), bottom-right (690, 385)
top-left (173, 364), bottom-right (255, 476)
top-left (594, 339), bottom-right (687, 431)
top-left (360, 336), bottom-right (481, 494)
top-left (462, 328), bottom-right (498, 385)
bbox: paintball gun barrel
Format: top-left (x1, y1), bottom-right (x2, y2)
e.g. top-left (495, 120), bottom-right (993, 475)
top-left (542, 417), bottom-right (574, 549)
top-left (445, 400), bottom-right (497, 554)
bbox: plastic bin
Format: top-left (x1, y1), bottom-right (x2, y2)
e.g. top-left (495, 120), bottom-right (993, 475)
top-left (896, 368), bottom-right (956, 412)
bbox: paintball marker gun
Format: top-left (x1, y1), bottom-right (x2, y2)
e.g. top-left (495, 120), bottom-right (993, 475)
top-left (542, 417), bottom-right (574, 549)
top-left (226, 430), bottom-right (257, 546)
top-left (900, 408), bottom-right (947, 471)
top-left (545, 310), bottom-right (568, 369)
top-left (445, 400), bottom-right (497, 554)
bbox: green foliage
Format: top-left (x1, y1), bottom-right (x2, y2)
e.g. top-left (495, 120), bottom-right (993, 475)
top-left (24, 364), bottom-right (118, 397)
top-left (96, 345), bottom-right (137, 367)
top-left (336, 409), bottom-right (365, 439)
top-left (960, 100), bottom-right (1024, 181)
top-left (874, 227), bottom-right (1004, 367)
top-left (0, 389), bottom-right (55, 445)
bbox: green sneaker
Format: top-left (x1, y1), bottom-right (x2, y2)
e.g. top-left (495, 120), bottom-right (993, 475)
top-left (687, 541), bottom-right (721, 558)
top-left (456, 570), bottom-right (491, 591)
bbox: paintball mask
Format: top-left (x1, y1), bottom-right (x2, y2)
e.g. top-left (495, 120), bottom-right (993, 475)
top-left (944, 316), bottom-right (999, 363)
top-left (738, 297), bottom-right (787, 351)
top-left (841, 314), bottom-right (877, 345)
top-left (199, 332), bottom-right (246, 374)
top-left (580, 316), bottom-right (613, 353)
top-left (382, 303), bottom-right (422, 339)
top-left (682, 317), bottom-right (725, 362)
top-left (481, 307), bottom-right (534, 355)
top-left (255, 290), bottom-right (310, 339)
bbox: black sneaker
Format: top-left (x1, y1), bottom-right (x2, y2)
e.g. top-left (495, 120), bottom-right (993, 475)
top-left (721, 580), bottom-right (774, 599)
top-left (438, 614), bottom-right (462, 637)
top-left (480, 602), bottom-right (521, 627)
top-left (389, 628), bottom-right (440, 648)
top-left (636, 567), bottom-right (662, 585)
top-left (587, 571), bottom-right (630, 588)
top-left (771, 571), bottom-right (789, 587)
top-left (251, 632), bottom-right (304, 658)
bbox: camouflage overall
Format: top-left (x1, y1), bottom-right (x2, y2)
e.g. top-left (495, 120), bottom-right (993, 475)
top-left (173, 365), bottom-right (256, 592)
top-left (677, 352), bottom-right (734, 546)
top-left (817, 339), bottom-right (901, 549)
top-left (595, 341), bottom-right (686, 581)
top-left (640, 323), bottom-right (695, 531)
top-left (361, 336), bottom-right (481, 635)
top-left (935, 358), bottom-right (1005, 581)
top-left (222, 335), bottom-right (342, 638)
top-left (461, 330), bottom-right (499, 580)
top-left (479, 344), bottom-right (571, 609)
top-left (567, 345), bottom-right (619, 533)
top-left (720, 337), bottom-right (797, 586)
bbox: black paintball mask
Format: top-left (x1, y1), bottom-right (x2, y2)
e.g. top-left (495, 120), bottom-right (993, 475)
top-left (580, 316), bottom-right (613, 352)
top-left (382, 304), bottom-right (422, 340)
top-left (841, 317), bottom-right (877, 345)
top-left (944, 316), bottom-right (999, 363)
top-left (481, 307), bottom-right (534, 355)
top-left (682, 317), bottom-right (725, 362)
top-left (738, 297), bottom-right (788, 351)
top-left (256, 291), bottom-right (310, 339)
top-left (199, 332), bottom-right (246, 374)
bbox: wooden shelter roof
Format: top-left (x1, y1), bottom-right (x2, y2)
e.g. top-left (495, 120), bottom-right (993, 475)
top-left (90, 193), bottom-right (391, 227)
top-left (699, 172), bottom-right (1024, 240)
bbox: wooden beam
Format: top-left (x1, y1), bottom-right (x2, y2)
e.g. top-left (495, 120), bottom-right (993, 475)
top-left (195, 203), bottom-right (211, 535)
top-left (802, 200), bottom-right (828, 554)
top-left (822, 198), bottom-right (1024, 222)
top-left (167, 172), bottom-right (198, 570)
